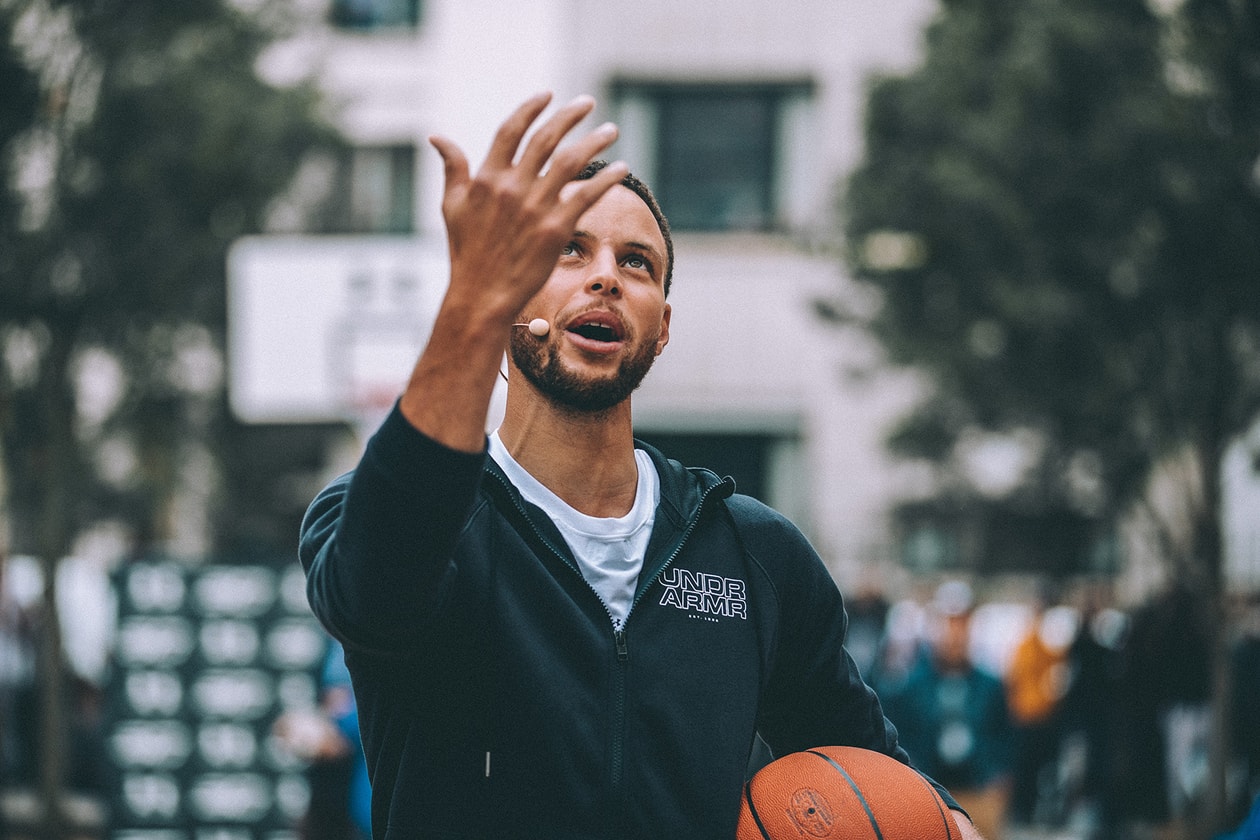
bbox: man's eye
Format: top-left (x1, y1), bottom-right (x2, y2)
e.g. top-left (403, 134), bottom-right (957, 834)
top-left (624, 255), bottom-right (649, 270)
top-left (561, 242), bottom-right (579, 256)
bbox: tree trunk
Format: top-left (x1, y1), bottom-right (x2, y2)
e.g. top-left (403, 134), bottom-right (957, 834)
top-left (34, 334), bottom-right (73, 840)
top-left (1194, 433), bottom-right (1231, 840)
top-left (35, 556), bottom-right (66, 840)
top-left (1205, 597), bottom-right (1234, 838)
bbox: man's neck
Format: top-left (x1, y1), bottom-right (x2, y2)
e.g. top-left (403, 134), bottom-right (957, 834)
top-left (497, 391), bottom-right (639, 518)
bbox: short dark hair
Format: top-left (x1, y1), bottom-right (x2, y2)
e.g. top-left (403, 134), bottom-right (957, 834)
top-left (575, 160), bottom-right (674, 296)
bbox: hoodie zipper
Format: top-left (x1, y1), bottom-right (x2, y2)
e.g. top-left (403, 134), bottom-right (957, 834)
top-left (486, 471), bottom-right (623, 623)
top-left (607, 476), bottom-right (732, 791)
top-left (487, 469), bottom-right (733, 800)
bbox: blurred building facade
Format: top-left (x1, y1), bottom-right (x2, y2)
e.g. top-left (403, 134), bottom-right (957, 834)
top-left (229, 0), bottom-right (1260, 599)
top-left (237, 0), bottom-right (941, 592)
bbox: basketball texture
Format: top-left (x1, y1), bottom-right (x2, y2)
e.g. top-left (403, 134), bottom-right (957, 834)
top-left (737, 746), bottom-right (962, 840)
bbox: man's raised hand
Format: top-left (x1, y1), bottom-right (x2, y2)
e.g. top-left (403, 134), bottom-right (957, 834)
top-left (399, 94), bottom-right (627, 452)
top-left (427, 93), bottom-right (629, 322)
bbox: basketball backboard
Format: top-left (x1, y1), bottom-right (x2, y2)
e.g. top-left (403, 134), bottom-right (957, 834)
top-left (226, 235), bottom-right (450, 433)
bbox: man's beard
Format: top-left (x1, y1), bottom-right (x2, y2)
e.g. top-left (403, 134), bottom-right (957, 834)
top-left (509, 329), bottom-right (659, 414)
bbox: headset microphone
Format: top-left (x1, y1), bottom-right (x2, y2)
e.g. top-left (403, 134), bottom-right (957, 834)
top-left (512, 318), bottom-right (551, 337)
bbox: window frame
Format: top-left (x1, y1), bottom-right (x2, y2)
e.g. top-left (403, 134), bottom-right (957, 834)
top-left (609, 79), bottom-right (815, 233)
top-left (328, 0), bottom-right (423, 31)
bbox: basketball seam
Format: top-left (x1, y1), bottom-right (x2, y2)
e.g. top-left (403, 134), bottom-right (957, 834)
top-left (744, 779), bottom-right (774, 840)
top-left (908, 767), bottom-right (957, 839)
top-left (805, 750), bottom-right (884, 840)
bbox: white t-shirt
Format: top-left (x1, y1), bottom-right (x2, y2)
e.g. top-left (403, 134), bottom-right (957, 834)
top-left (488, 432), bottom-right (659, 630)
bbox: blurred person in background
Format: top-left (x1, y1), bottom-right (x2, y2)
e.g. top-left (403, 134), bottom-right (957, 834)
top-left (867, 595), bottom-right (930, 700)
top-left (1058, 585), bottom-right (1129, 838)
top-left (1004, 583), bottom-right (1074, 827)
top-left (885, 580), bottom-right (1014, 840)
top-left (315, 639), bottom-right (371, 840)
top-left (1225, 595), bottom-right (1260, 837)
top-left (1215, 795), bottom-right (1260, 840)
top-left (844, 584), bottom-right (891, 680)
top-left (1112, 584), bottom-right (1212, 837)
top-left (274, 637), bottom-right (371, 840)
top-left (0, 553), bottom-right (38, 801)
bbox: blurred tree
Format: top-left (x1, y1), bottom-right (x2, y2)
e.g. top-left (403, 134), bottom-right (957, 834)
top-left (839, 0), bottom-right (1259, 832)
top-left (0, 0), bottom-right (342, 834)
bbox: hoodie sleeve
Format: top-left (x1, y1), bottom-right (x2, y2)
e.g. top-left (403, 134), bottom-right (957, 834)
top-left (299, 402), bottom-right (487, 655)
top-left (727, 494), bottom-right (965, 815)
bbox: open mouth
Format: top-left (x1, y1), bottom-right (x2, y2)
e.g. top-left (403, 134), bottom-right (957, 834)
top-left (569, 323), bottom-right (620, 342)
top-left (566, 313), bottom-right (625, 344)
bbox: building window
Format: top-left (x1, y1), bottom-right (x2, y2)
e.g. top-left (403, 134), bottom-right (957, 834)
top-left (634, 431), bottom-right (775, 503)
top-left (264, 144), bottom-right (415, 235)
top-left (900, 523), bottom-right (962, 572)
top-left (342, 145), bottom-right (415, 233)
top-left (893, 500), bottom-right (1097, 576)
top-left (329, 0), bottom-right (422, 30)
top-left (612, 82), bottom-right (813, 232)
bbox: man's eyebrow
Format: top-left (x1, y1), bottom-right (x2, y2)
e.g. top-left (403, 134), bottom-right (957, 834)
top-left (625, 240), bottom-right (664, 264)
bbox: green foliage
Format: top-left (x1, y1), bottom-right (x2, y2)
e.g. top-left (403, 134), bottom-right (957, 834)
top-left (0, 0), bottom-right (343, 557)
top-left (0, 16), bottom-right (39, 241)
top-left (843, 0), bottom-right (1260, 535)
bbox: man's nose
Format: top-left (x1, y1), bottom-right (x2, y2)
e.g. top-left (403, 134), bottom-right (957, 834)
top-left (586, 250), bottom-right (620, 296)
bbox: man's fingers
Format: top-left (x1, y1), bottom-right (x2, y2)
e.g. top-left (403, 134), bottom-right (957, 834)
top-left (567, 159), bottom-right (630, 200)
top-left (428, 134), bottom-right (470, 191)
top-left (555, 159), bottom-right (631, 218)
top-left (435, 94), bottom-right (626, 265)
top-left (465, 92), bottom-right (615, 199)
top-left (538, 121), bottom-right (620, 197)
top-left (515, 94), bottom-right (598, 177)
top-left (483, 91), bottom-right (554, 170)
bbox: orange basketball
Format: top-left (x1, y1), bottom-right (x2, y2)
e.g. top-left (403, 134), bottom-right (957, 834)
top-left (737, 746), bottom-right (962, 840)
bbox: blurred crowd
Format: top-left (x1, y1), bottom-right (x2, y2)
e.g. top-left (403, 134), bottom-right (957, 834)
top-left (848, 578), bottom-right (1260, 840)
top-left (1, 554), bottom-right (1259, 840)
top-left (272, 638), bottom-right (371, 840)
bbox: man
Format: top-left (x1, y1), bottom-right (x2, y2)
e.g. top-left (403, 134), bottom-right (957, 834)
top-left (300, 92), bottom-right (983, 839)
top-left (1004, 587), bottom-right (1070, 826)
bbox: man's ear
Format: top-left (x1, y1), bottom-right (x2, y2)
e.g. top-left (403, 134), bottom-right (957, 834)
top-left (655, 303), bottom-right (671, 356)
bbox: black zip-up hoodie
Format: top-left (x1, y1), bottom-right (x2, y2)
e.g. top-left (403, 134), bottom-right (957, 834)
top-left (300, 405), bottom-right (960, 839)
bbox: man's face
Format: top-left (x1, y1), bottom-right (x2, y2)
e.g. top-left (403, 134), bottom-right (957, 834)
top-left (509, 185), bottom-right (671, 413)
top-left (934, 614), bottom-right (972, 671)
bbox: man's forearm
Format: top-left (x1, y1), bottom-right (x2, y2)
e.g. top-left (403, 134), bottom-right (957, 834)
top-left (398, 293), bottom-right (511, 454)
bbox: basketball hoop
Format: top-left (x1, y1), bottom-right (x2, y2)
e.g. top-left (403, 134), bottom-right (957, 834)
top-left (227, 235), bottom-right (450, 428)
top-left (331, 328), bottom-right (426, 443)
top-left (327, 266), bottom-right (431, 444)
top-left (344, 383), bottom-right (404, 443)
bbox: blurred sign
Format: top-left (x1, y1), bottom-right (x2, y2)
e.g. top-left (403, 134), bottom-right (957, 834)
top-left (105, 562), bottom-right (326, 840)
top-left (226, 235), bottom-right (448, 426)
